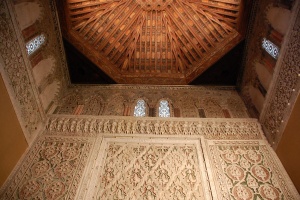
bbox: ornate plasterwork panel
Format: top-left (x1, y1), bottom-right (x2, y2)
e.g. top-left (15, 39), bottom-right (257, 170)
top-left (11, 0), bottom-right (70, 111)
top-left (54, 85), bottom-right (249, 118)
top-left (260, 2), bottom-right (300, 148)
top-left (60, 0), bottom-right (246, 84)
top-left (203, 140), bottom-right (300, 199)
top-left (91, 138), bottom-right (211, 199)
top-left (0, 135), bottom-right (94, 199)
top-left (239, 0), bottom-right (300, 148)
top-left (0, 0), bottom-right (44, 143)
top-left (2, 120), bottom-right (299, 199)
top-left (238, 0), bottom-right (274, 117)
top-left (46, 115), bottom-right (263, 140)
top-left (37, 0), bottom-right (70, 92)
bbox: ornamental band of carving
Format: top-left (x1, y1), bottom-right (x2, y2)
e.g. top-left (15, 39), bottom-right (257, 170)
top-left (46, 115), bottom-right (263, 140)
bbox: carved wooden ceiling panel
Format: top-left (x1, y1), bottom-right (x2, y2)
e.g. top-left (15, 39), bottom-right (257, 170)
top-left (61, 0), bottom-right (248, 84)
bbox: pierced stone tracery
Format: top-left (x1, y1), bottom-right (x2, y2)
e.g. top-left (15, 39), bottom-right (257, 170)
top-left (134, 99), bottom-right (147, 117)
top-left (262, 37), bottom-right (280, 59)
top-left (26, 34), bottom-right (46, 55)
top-left (159, 100), bottom-right (171, 117)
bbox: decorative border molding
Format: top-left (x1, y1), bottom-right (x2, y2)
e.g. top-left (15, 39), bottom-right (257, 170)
top-left (48, 0), bottom-right (70, 88)
top-left (46, 115), bottom-right (263, 140)
top-left (69, 84), bottom-right (237, 91)
top-left (260, 1), bottom-right (300, 148)
top-left (0, 0), bottom-right (45, 144)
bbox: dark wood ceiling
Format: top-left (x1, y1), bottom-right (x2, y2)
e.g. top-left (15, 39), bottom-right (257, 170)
top-left (57, 0), bottom-right (252, 85)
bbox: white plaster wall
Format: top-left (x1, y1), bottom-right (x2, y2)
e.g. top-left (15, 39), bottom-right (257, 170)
top-left (33, 56), bottom-right (55, 86)
top-left (267, 7), bottom-right (291, 35)
top-left (40, 80), bottom-right (60, 110)
top-left (249, 86), bottom-right (265, 113)
top-left (255, 61), bottom-right (272, 90)
top-left (14, 1), bottom-right (42, 30)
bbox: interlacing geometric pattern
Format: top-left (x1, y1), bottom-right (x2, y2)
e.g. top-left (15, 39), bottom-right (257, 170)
top-left (134, 99), bottom-right (146, 117)
top-left (97, 141), bottom-right (207, 199)
top-left (262, 37), bottom-right (279, 59)
top-left (158, 100), bottom-right (170, 117)
top-left (26, 34), bottom-right (46, 55)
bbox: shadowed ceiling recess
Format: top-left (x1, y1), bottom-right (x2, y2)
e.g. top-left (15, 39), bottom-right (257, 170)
top-left (64, 0), bottom-right (246, 84)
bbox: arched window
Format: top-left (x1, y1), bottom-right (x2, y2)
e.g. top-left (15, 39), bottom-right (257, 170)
top-left (26, 34), bottom-right (46, 55)
top-left (134, 99), bottom-right (146, 117)
top-left (159, 100), bottom-right (170, 117)
top-left (262, 38), bottom-right (280, 59)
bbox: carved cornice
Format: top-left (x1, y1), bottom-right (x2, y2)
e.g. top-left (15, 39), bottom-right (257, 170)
top-left (69, 84), bottom-right (237, 91)
top-left (46, 115), bottom-right (263, 140)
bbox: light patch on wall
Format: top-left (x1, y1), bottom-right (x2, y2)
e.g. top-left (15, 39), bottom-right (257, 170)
top-left (14, 1), bottom-right (43, 30)
top-left (249, 86), bottom-right (265, 113)
top-left (33, 56), bottom-right (55, 86)
top-left (40, 80), bottom-right (60, 110)
top-left (267, 7), bottom-right (291, 35)
top-left (255, 61), bottom-right (272, 90)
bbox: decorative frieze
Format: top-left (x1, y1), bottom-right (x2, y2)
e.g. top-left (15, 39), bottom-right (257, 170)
top-left (46, 115), bottom-right (263, 140)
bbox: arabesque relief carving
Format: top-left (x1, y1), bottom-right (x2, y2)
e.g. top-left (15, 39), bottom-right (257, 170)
top-left (0, 0), bottom-right (43, 142)
top-left (260, 2), bottom-right (300, 147)
top-left (205, 140), bottom-right (300, 199)
top-left (239, 0), bottom-right (300, 148)
top-left (46, 115), bottom-right (263, 140)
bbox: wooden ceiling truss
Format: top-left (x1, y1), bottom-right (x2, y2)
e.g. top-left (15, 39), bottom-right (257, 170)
top-left (61, 0), bottom-right (247, 84)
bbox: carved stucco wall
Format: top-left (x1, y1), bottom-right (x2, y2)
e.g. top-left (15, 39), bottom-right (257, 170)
top-left (0, 0), bottom-right (44, 144)
top-left (239, 0), bottom-right (300, 148)
top-left (0, 0), bottom-right (69, 144)
top-left (260, 2), bottom-right (300, 148)
top-left (53, 85), bottom-right (249, 119)
top-left (12, 0), bottom-right (69, 112)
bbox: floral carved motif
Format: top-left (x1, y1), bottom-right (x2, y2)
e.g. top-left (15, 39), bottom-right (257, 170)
top-left (205, 140), bottom-right (299, 199)
top-left (0, 0), bottom-right (43, 141)
top-left (0, 136), bottom-right (93, 199)
top-left (260, 4), bottom-right (300, 147)
top-left (46, 116), bottom-right (263, 140)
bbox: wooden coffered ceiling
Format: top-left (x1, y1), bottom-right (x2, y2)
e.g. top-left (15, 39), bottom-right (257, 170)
top-left (59, 0), bottom-right (251, 84)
